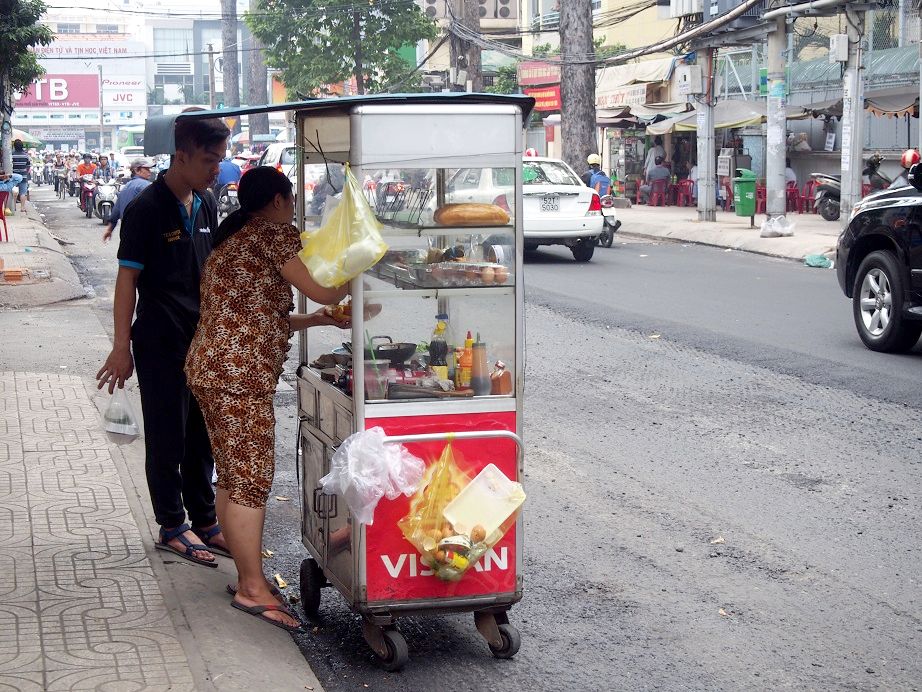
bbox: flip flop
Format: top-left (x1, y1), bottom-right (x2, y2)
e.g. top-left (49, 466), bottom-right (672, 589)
top-left (230, 599), bottom-right (305, 633)
top-left (193, 523), bottom-right (232, 558)
top-left (226, 583), bottom-right (284, 599)
top-left (155, 523), bottom-right (218, 568)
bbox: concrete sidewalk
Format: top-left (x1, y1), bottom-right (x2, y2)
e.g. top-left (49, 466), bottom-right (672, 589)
top-left (614, 203), bottom-right (841, 262)
top-left (0, 204), bottom-right (85, 308)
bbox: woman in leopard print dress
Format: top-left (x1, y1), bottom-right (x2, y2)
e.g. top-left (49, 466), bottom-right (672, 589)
top-left (186, 167), bottom-right (348, 631)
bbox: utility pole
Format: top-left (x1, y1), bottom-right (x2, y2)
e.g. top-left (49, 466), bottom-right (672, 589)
top-left (697, 48), bottom-right (716, 222)
top-left (352, 9), bottom-right (365, 95)
top-left (558, 0), bottom-right (595, 173)
top-left (765, 16), bottom-right (787, 220)
top-left (220, 0), bottom-right (241, 133)
top-left (98, 64), bottom-right (104, 151)
top-left (840, 5), bottom-right (865, 222)
top-left (207, 43), bottom-right (217, 110)
top-left (462, 0), bottom-right (482, 92)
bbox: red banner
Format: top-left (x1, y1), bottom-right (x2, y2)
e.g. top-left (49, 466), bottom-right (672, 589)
top-left (15, 74), bottom-right (100, 109)
top-left (517, 60), bottom-right (561, 86)
top-left (524, 85), bottom-right (561, 112)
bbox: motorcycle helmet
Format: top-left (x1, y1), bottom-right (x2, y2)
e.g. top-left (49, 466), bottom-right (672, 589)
top-left (587, 153), bottom-right (602, 166)
top-left (524, 148), bottom-right (538, 157)
top-left (900, 148), bottom-right (920, 169)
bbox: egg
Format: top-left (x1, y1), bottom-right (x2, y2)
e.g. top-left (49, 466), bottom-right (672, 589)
top-left (470, 525), bottom-right (487, 543)
top-left (480, 266), bottom-right (495, 283)
top-left (494, 266), bottom-right (509, 283)
top-left (465, 267), bottom-right (480, 284)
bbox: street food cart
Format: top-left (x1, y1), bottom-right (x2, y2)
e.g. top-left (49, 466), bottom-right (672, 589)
top-left (293, 94), bottom-right (532, 670)
top-left (143, 93), bottom-right (533, 671)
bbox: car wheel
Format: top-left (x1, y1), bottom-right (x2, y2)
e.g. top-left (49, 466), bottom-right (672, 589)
top-left (819, 198), bottom-right (840, 222)
top-left (852, 250), bottom-right (922, 352)
top-left (571, 240), bottom-right (594, 262)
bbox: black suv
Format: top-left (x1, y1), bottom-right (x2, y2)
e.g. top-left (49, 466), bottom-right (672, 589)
top-left (836, 182), bottom-right (922, 352)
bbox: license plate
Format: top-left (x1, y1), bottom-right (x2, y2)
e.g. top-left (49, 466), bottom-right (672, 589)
top-left (541, 195), bottom-right (559, 212)
top-left (227, 190), bottom-right (237, 197)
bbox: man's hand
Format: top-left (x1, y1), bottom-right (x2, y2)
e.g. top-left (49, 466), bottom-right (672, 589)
top-left (102, 223), bottom-right (114, 243)
top-left (96, 346), bottom-right (134, 394)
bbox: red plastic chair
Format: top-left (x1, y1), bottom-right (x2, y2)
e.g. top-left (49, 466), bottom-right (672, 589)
top-left (675, 179), bottom-right (695, 207)
top-left (0, 191), bottom-right (8, 242)
top-left (722, 180), bottom-right (734, 211)
top-left (785, 181), bottom-right (800, 212)
top-left (648, 179), bottom-right (667, 206)
top-left (755, 184), bottom-right (766, 214)
top-left (799, 180), bottom-right (818, 214)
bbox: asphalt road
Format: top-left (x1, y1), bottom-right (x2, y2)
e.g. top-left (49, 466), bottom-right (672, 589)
top-left (29, 188), bottom-right (922, 691)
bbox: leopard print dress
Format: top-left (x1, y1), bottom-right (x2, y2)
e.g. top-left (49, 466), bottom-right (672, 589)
top-left (185, 215), bottom-right (302, 508)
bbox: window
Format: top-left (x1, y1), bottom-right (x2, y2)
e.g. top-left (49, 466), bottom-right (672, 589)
top-left (153, 28), bottom-right (193, 61)
top-left (68, 114), bottom-right (82, 120)
top-left (57, 23), bottom-right (80, 34)
top-left (96, 24), bottom-right (119, 34)
top-left (524, 161), bottom-right (581, 186)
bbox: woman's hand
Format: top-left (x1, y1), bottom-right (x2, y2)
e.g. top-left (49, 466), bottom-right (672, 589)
top-left (289, 308), bottom-right (350, 332)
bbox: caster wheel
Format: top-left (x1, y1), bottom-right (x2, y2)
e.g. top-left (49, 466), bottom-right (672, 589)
top-left (298, 558), bottom-right (323, 616)
top-left (488, 623), bottom-right (521, 659)
top-left (377, 629), bottom-right (409, 672)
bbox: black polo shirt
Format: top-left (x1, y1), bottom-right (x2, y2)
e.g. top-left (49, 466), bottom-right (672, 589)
top-left (117, 175), bottom-right (216, 355)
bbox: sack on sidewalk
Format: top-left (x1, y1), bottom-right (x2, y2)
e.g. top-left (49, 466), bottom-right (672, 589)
top-left (102, 388), bottom-right (140, 436)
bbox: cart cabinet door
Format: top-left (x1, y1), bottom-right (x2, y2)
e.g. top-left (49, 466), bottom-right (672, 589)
top-left (362, 411), bottom-right (520, 604)
top-left (300, 432), bottom-right (327, 563)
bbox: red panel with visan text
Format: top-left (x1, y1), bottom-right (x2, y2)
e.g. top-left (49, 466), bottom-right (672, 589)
top-left (364, 412), bottom-right (519, 603)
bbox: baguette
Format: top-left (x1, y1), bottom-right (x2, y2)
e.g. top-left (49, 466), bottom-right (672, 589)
top-left (434, 203), bottom-right (510, 227)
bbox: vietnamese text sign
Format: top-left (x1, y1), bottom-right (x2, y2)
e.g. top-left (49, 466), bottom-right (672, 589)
top-left (15, 74), bottom-right (100, 109)
top-left (596, 83), bottom-right (648, 109)
top-left (524, 85), bottom-right (561, 111)
top-left (517, 60), bottom-right (561, 86)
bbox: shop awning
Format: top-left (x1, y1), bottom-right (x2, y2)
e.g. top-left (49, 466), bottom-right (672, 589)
top-left (630, 102), bottom-right (692, 120)
top-left (595, 56), bottom-right (681, 93)
top-left (543, 107), bottom-right (640, 128)
top-left (798, 86), bottom-right (919, 119)
top-left (645, 99), bottom-right (810, 135)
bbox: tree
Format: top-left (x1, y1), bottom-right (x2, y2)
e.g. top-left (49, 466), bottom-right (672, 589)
top-left (246, 0), bottom-right (269, 136)
top-left (558, 1), bottom-right (595, 173)
top-left (0, 0), bottom-right (53, 171)
top-left (220, 0), bottom-right (241, 135)
top-left (245, 0), bottom-right (436, 97)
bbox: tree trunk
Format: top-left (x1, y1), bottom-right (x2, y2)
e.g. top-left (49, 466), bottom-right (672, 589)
top-left (220, 0), bottom-right (241, 134)
top-left (247, 21), bottom-right (270, 135)
top-left (462, 0), bottom-right (483, 92)
top-left (1, 75), bottom-right (12, 173)
top-left (352, 9), bottom-right (365, 94)
top-left (559, 1), bottom-right (596, 173)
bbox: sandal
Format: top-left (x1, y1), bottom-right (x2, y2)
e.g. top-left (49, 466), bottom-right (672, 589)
top-left (155, 523), bottom-right (218, 568)
top-left (231, 599), bottom-right (305, 633)
top-left (226, 583), bottom-right (284, 599)
top-left (193, 523), bottom-right (231, 558)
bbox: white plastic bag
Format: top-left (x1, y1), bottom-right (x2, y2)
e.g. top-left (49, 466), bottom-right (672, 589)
top-left (319, 427), bottom-right (424, 525)
top-left (102, 388), bottom-right (139, 436)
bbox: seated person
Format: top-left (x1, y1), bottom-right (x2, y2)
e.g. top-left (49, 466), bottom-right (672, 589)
top-left (94, 155), bottom-right (115, 182)
top-left (76, 154), bottom-right (96, 178)
top-left (639, 157), bottom-right (671, 203)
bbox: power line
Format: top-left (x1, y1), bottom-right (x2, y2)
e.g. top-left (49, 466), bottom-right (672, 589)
top-left (45, 0), bottom-right (422, 20)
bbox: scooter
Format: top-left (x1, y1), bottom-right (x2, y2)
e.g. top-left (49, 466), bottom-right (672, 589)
top-left (68, 167), bottom-right (80, 197)
top-left (216, 182), bottom-right (240, 217)
top-left (812, 155), bottom-right (892, 222)
top-left (596, 194), bottom-right (622, 248)
top-left (94, 179), bottom-right (118, 224)
top-left (78, 174), bottom-right (96, 218)
top-left (55, 166), bottom-right (67, 199)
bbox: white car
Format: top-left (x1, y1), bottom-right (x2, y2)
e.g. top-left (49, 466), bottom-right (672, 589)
top-left (448, 156), bottom-right (603, 262)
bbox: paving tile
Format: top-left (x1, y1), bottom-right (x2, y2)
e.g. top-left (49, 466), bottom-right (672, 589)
top-left (0, 671), bottom-right (45, 692)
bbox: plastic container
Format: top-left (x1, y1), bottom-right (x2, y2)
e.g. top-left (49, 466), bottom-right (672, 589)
top-left (470, 336), bottom-right (490, 396)
top-left (733, 168), bottom-right (757, 217)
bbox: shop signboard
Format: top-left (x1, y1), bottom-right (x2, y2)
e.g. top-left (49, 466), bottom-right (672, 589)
top-left (102, 77), bottom-right (146, 109)
top-left (596, 83), bottom-right (649, 110)
top-left (25, 126), bottom-right (83, 142)
top-left (14, 74), bottom-right (100, 109)
top-left (517, 60), bottom-right (561, 86)
top-left (523, 85), bottom-right (561, 112)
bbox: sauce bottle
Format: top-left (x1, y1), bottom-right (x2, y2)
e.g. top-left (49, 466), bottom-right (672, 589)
top-left (457, 330), bottom-right (474, 389)
top-left (430, 319), bottom-right (449, 381)
top-left (471, 334), bottom-right (491, 396)
top-left (490, 361), bottom-right (513, 395)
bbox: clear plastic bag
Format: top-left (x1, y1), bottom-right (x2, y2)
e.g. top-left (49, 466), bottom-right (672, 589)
top-left (102, 387), bottom-right (139, 436)
top-left (299, 163), bottom-right (388, 288)
top-left (319, 427), bottom-right (424, 525)
top-left (398, 443), bottom-right (525, 582)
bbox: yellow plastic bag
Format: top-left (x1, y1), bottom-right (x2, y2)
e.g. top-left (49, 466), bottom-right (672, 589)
top-left (299, 163), bottom-right (388, 287)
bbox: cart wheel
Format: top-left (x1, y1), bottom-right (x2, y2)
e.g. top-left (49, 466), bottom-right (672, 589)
top-left (488, 623), bottom-right (521, 659)
top-left (377, 629), bottom-right (409, 672)
top-left (298, 558), bottom-right (323, 616)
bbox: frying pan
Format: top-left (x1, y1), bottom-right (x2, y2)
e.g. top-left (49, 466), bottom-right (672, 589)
top-left (343, 336), bottom-right (419, 366)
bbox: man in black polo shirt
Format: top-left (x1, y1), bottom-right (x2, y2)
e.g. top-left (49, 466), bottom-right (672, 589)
top-left (11, 140), bottom-right (31, 212)
top-left (97, 114), bottom-right (231, 567)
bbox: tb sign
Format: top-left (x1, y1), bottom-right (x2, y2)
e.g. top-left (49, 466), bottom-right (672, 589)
top-left (15, 74), bottom-right (100, 108)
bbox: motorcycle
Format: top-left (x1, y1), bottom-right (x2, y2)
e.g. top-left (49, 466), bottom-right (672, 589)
top-left (596, 194), bottom-right (622, 248)
top-left (68, 166), bottom-right (80, 197)
top-left (812, 155), bottom-right (892, 222)
top-left (78, 174), bottom-right (96, 218)
top-left (216, 182), bottom-right (240, 217)
top-left (55, 166), bottom-right (67, 199)
top-left (42, 162), bottom-right (54, 186)
top-left (94, 178), bottom-right (118, 224)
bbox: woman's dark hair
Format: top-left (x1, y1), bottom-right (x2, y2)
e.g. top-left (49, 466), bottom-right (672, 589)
top-left (213, 166), bottom-right (293, 248)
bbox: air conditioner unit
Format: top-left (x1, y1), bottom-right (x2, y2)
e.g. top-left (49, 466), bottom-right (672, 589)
top-left (829, 34), bottom-right (849, 62)
top-left (676, 65), bottom-right (704, 95)
top-left (669, 0), bottom-right (703, 18)
top-left (478, 0), bottom-right (517, 20)
top-left (419, 0), bottom-right (448, 19)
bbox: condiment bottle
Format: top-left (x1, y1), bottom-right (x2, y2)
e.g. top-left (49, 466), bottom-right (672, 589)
top-left (429, 319), bottom-right (449, 381)
top-left (457, 330), bottom-right (473, 389)
top-left (490, 360), bottom-right (513, 395)
top-left (471, 334), bottom-right (491, 396)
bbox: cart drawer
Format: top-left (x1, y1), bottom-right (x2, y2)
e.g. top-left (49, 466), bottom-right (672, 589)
top-left (334, 406), bottom-right (353, 444)
top-left (298, 378), bottom-right (319, 426)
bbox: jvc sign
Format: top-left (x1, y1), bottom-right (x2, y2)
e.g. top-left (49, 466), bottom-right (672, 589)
top-left (15, 75), bottom-right (100, 109)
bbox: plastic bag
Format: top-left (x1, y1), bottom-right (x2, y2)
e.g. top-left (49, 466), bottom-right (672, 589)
top-left (760, 215), bottom-right (795, 238)
top-left (299, 163), bottom-right (388, 288)
top-left (398, 443), bottom-right (525, 582)
top-left (102, 388), bottom-right (139, 436)
top-left (319, 427), bottom-right (424, 525)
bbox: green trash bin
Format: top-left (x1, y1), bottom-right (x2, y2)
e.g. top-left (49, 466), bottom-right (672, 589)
top-left (733, 168), bottom-right (757, 218)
